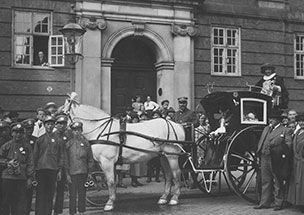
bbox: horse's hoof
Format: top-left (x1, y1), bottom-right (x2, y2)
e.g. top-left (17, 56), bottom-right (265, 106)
top-left (168, 199), bottom-right (179, 206)
top-left (157, 198), bottom-right (168, 205)
top-left (104, 204), bottom-right (114, 211)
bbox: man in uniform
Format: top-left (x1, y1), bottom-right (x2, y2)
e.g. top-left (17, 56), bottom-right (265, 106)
top-left (174, 97), bottom-right (198, 183)
top-left (33, 115), bottom-right (63, 215)
top-left (0, 121), bottom-right (11, 210)
top-left (254, 109), bottom-right (293, 211)
top-left (22, 118), bottom-right (37, 215)
top-left (174, 97), bottom-right (198, 140)
top-left (53, 115), bottom-right (71, 215)
top-left (0, 123), bottom-right (34, 215)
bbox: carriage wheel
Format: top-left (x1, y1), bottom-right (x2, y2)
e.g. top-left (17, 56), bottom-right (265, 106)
top-left (86, 171), bottom-right (108, 207)
top-left (225, 125), bottom-right (263, 204)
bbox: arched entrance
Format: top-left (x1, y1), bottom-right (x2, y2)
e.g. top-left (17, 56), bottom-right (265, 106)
top-left (111, 37), bottom-right (157, 115)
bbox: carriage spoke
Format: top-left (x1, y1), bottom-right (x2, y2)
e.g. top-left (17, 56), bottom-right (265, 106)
top-left (242, 170), bottom-right (256, 194)
top-left (230, 152), bottom-right (254, 163)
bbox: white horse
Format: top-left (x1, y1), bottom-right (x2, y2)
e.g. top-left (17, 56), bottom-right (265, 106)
top-left (63, 95), bottom-right (185, 211)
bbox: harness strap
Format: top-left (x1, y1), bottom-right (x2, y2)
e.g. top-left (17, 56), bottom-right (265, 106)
top-left (89, 139), bottom-right (187, 156)
top-left (100, 131), bottom-right (194, 145)
top-left (116, 118), bottom-right (126, 165)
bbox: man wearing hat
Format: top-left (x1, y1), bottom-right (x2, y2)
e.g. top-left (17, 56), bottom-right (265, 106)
top-left (53, 115), bottom-right (71, 215)
top-left (65, 121), bottom-right (94, 215)
top-left (255, 109), bottom-right (293, 211)
top-left (22, 118), bottom-right (37, 215)
top-left (255, 63), bottom-right (289, 109)
top-left (0, 123), bottom-right (34, 215)
top-left (288, 113), bottom-right (304, 209)
top-left (0, 121), bottom-right (11, 207)
top-left (33, 115), bottom-right (63, 215)
top-left (175, 97), bottom-right (198, 183)
top-left (45, 102), bottom-right (58, 116)
top-left (166, 107), bottom-right (175, 121)
top-left (3, 111), bottom-right (19, 124)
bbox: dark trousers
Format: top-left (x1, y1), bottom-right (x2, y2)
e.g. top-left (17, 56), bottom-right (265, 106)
top-left (69, 174), bottom-right (87, 214)
top-left (1, 179), bottom-right (27, 215)
top-left (260, 154), bottom-right (284, 207)
top-left (35, 169), bottom-right (57, 215)
top-left (26, 187), bottom-right (33, 215)
top-left (147, 157), bottom-right (161, 180)
top-left (54, 169), bottom-right (67, 214)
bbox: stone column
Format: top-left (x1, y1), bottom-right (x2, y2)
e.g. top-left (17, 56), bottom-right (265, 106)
top-left (75, 15), bottom-right (107, 108)
top-left (100, 58), bottom-right (114, 114)
top-left (156, 62), bottom-right (175, 106)
top-left (171, 24), bottom-right (198, 109)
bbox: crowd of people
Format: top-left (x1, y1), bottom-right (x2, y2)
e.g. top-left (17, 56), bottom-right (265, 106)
top-left (0, 62), bottom-right (303, 214)
top-left (0, 103), bottom-right (94, 215)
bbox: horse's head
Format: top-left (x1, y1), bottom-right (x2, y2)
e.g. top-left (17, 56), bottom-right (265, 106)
top-left (62, 92), bottom-right (80, 115)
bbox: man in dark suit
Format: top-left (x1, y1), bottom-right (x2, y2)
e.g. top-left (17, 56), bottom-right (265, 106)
top-left (254, 109), bottom-right (293, 211)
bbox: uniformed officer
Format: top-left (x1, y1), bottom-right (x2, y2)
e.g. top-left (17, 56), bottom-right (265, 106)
top-left (174, 97), bottom-right (198, 183)
top-left (53, 115), bottom-right (71, 215)
top-left (174, 97), bottom-right (198, 138)
top-left (65, 121), bottom-right (94, 215)
top-left (22, 118), bottom-right (37, 215)
top-left (0, 121), bottom-right (12, 207)
top-left (0, 123), bottom-right (34, 215)
top-left (0, 121), bottom-right (12, 147)
top-left (33, 115), bottom-right (63, 215)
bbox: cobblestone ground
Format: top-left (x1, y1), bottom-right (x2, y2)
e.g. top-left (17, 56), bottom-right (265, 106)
top-left (58, 192), bottom-right (303, 215)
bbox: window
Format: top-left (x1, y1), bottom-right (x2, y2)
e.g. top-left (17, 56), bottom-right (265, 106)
top-left (240, 98), bottom-right (267, 125)
top-left (295, 35), bottom-right (304, 79)
top-left (211, 27), bottom-right (241, 76)
top-left (13, 10), bottom-right (64, 67)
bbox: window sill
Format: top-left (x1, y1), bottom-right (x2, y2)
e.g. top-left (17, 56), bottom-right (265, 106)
top-left (11, 65), bottom-right (57, 70)
top-left (294, 76), bottom-right (304, 80)
top-left (211, 73), bottom-right (242, 77)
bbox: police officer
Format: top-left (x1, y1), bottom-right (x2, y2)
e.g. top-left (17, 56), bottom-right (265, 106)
top-left (0, 121), bottom-right (12, 207)
top-left (53, 115), bottom-right (71, 215)
top-left (174, 97), bottom-right (198, 136)
top-left (22, 118), bottom-right (37, 215)
top-left (0, 123), bottom-right (34, 215)
top-left (65, 121), bottom-right (94, 215)
top-left (33, 115), bottom-right (63, 215)
top-left (174, 97), bottom-right (198, 183)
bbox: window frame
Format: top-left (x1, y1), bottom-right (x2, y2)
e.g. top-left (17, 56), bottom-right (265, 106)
top-left (240, 98), bottom-right (267, 125)
top-left (294, 34), bottom-right (304, 80)
top-left (12, 9), bottom-right (65, 68)
top-left (211, 26), bottom-right (241, 77)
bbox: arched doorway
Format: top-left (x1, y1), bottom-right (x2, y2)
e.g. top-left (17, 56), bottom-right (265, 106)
top-left (111, 37), bottom-right (157, 115)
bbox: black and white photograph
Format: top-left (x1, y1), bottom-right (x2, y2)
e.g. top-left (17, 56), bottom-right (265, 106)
top-left (1, 0), bottom-right (304, 214)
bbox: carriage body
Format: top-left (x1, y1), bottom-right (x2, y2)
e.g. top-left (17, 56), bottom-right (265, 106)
top-left (187, 91), bottom-right (273, 203)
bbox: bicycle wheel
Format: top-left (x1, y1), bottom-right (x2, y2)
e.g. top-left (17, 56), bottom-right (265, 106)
top-left (86, 171), bottom-right (108, 207)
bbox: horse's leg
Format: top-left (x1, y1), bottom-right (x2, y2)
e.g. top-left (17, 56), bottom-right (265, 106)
top-left (102, 160), bottom-right (116, 211)
top-left (158, 155), bottom-right (173, 205)
top-left (167, 155), bottom-right (181, 205)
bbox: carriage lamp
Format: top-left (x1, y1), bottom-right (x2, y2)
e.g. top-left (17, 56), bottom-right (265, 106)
top-left (60, 22), bottom-right (86, 65)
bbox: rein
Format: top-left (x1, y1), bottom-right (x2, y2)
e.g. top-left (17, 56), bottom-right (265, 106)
top-left (100, 131), bottom-right (194, 145)
top-left (89, 139), bottom-right (187, 157)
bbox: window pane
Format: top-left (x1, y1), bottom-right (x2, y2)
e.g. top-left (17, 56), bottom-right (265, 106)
top-left (227, 48), bottom-right (237, 73)
top-left (15, 36), bottom-right (31, 65)
top-left (33, 13), bottom-right (49, 33)
top-left (15, 11), bottom-right (31, 33)
top-left (51, 56), bottom-right (56, 64)
top-left (213, 48), bottom-right (224, 73)
top-left (213, 28), bottom-right (224, 45)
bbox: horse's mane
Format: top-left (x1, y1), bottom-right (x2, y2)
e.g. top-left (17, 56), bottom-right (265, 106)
top-left (70, 103), bottom-right (111, 121)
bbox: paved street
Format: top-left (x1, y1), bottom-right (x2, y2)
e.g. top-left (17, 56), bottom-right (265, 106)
top-left (35, 176), bottom-right (303, 215)
top-left (58, 192), bottom-right (303, 215)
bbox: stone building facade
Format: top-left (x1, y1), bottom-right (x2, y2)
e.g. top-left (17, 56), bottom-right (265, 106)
top-left (1, 0), bottom-right (304, 118)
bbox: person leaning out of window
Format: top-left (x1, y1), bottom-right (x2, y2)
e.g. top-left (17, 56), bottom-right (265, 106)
top-left (65, 121), bottom-right (94, 215)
